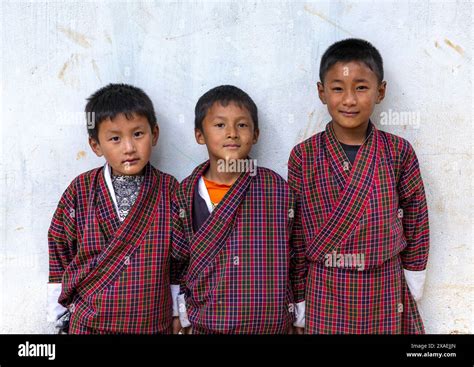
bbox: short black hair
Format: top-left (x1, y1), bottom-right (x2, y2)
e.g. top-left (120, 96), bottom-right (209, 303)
top-left (194, 85), bottom-right (258, 131)
top-left (85, 83), bottom-right (157, 142)
top-left (319, 38), bottom-right (384, 84)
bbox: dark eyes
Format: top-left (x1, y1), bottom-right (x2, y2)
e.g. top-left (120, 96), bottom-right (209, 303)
top-left (331, 86), bottom-right (368, 91)
top-left (108, 131), bottom-right (144, 142)
top-left (214, 122), bottom-right (249, 128)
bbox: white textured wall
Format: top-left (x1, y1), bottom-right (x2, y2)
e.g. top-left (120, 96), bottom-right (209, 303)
top-left (0, 0), bottom-right (472, 333)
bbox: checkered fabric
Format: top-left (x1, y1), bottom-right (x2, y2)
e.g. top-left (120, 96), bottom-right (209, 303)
top-left (288, 121), bottom-right (429, 334)
top-left (48, 163), bottom-right (178, 334)
top-left (171, 161), bottom-right (306, 334)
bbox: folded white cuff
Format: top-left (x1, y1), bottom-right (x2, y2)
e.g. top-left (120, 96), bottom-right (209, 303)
top-left (404, 269), bottom-right (427, 302)
top-left (171, 284), bottom-right (180, 317)
top-left (47, 283), bottom-right (67, 322)
top-left (177, 294), bottom-right (191, 328)
top-left (293, 300), bottom-right (305, 328)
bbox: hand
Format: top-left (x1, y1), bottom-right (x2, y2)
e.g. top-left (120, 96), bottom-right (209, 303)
top-left (293, 327), bottom-right (304, 335)
top-left (55, 310), bottom-right (70, 334)
top-left (182, 326), bottom-right (193, 335)
top-left (172, 317), bottom-right (182, 334)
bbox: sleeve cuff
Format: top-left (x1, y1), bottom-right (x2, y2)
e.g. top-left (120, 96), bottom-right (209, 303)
top-left (177, 293), bottom-right (191, 328)
top-left (171, 284), bottom-right (180, 317)
top-left (47, 283), bottom-right (67, 322)
top-left (404, 269), bottom-right (427, 302)
top-left (293, 300), bottom-right (305, 328)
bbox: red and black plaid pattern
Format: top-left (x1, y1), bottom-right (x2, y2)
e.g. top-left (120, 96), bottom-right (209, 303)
top-left (48, 163), bottom-right (178, 334)
top-left (171, 161), bottom-right (306, 334)
top-left (288, 122), bottom-right (429, 334)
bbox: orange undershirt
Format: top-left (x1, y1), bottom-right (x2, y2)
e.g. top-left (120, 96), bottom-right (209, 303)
top-left (202, 176), bottom-right (232, 207)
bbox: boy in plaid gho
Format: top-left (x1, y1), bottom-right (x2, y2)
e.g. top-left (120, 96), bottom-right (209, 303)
top-left (48, 84), bottom-right (180, 334)
top-left (288, 39), bottom-right (429, 334)
top-left (172, 85), bottom-right (306, 334)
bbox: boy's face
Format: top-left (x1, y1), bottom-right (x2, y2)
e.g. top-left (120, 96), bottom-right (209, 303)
top-left (195, 101), bottom-right (259, 164)
top-left (89, 113), bottom-right (159, 176)
top-left (317, 61), bottom-right (386, 132)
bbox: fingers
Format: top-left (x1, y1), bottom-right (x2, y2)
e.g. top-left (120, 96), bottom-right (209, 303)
top-left (172, 317), bottom-right (182, 334)
top-left (294, 327), bottom-right (305, 335)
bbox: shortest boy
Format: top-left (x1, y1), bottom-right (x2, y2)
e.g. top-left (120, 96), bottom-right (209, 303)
top-left (47, 83), bottom-right (180, 334)
top-left (172, 85), bottom-right (306, 334)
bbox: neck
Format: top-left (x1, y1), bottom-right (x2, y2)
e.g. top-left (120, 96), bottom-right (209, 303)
top-left (204, 159), bottom-right (240, 185)
top-left (111, 168), bottom-right (145, 177)
top-left (332, 121), bottom-right (370, 145)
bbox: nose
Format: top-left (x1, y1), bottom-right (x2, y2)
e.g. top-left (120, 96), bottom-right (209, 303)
top-left (342, 89), bottom-right (357, 106)
top-left (123, 137), bottom-right (137, 154)
top-left (226, 125), bottom-right (238, 139)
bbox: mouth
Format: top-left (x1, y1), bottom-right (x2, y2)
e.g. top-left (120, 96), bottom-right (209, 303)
top-left (223, 144), bottom-right (241, 149)
top-left (339, 110), bottom-right (360, 117)
top-left (122, 158), bottom-right (140, 165)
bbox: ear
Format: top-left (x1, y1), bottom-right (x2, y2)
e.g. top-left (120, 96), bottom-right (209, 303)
top-left (376, 81), bottom-right (387, 104)
top-left (89, 137), bottom-right (103, 157)
top-left (195, 128), bottom-right (206, 145)
top-left (151, 124), bottom-right (159, 146)
top-left (317, 82), bottom-right (327, 105)
top-left (252, 128), bottom-right (260, 144)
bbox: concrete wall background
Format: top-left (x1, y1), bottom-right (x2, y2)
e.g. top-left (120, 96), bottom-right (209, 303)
top-left (0, 0), bottom-right (472, 333)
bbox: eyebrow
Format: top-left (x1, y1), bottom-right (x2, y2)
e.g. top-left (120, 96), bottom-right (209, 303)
top-left (212, 115), bottom-right (249, 120)
top-left (330, 78), bottom-right (370, 83)
top-left (104, 123), bottom-right (147, 134)
top-left (105, 129), bottom-right (122, 135)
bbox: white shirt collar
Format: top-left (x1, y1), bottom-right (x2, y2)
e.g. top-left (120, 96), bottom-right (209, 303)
top-left (198, 176), bottom-right (214, 213)
top-left (103, 163), bottom-right (120, 216)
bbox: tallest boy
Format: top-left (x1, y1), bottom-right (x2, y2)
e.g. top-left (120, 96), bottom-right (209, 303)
top-left (288, 39), bottom-right (430, 334)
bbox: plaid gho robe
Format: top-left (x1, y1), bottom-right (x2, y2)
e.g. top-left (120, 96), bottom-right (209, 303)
top-left (288, 122), bottom-right (429, 334)
top-left (48, 163), bottom-right (178, 334)
top-left (172, 161), bottom-right (306, 334)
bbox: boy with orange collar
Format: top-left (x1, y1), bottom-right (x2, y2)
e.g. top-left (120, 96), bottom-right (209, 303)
top-left (172, 85), bottom-right (306, 334)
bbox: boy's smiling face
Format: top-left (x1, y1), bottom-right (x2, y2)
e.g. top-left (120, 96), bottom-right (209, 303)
top-left (318, 61), bottom-right (386, 133)
top-left (89, 113), bottom-right (159, 176)
top-left (195, 101), bottom-right (259, 164)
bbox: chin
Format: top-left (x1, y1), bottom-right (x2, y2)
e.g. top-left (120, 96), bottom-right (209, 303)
top-left (217, 152), bottom-right (241, 161)
top-left (334, 119), bottom-right (367, 129)
top-left (113, 165), bottom-right (145, 176)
